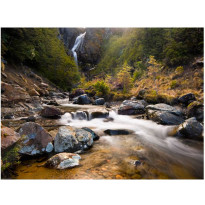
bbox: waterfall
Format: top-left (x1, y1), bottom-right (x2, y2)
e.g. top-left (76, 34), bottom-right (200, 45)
top-left (71, 32), bottom-right (86, 66)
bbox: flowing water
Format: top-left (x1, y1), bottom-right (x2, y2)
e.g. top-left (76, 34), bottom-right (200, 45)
top-left (71, 32), bottom-right (86, 66)
top-left (13, 104), bottom-right (204, 179)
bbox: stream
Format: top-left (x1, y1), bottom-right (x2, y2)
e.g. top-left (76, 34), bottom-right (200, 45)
top-left (13, 104), bottom-right (204, 179)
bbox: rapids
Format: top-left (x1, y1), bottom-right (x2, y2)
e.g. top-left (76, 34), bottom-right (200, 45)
top-left (13, 104), bottom-right (203, 179)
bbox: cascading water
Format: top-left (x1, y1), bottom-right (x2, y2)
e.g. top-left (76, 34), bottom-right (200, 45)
top-left (59, 108), bottom-right (203, 178)
top-left (71, 32), bottom-right (86, 66)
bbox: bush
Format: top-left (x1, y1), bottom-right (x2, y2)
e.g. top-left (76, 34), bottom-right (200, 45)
top-left (93, 80), bottom-right (110, 97)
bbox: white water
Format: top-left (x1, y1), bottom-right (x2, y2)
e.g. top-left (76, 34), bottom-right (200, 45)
top-left (71, 32), bottom-right (86, 66)
top-left (59, 110), bottom-right (203, 168)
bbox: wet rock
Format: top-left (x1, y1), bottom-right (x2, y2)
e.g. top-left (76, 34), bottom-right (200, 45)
top-left (104, 129), bottom-right (131, 135)
top-left (72, 111), bottom-right (88, 120)
top-left (187, 101), bottom-right (203, 122)
top-left (176, 117), bottom-right (203, 140)
top-left (21, 116), bottom-right (36, 122)
top-left (40, 106), bottom-right (63, 119)
top-left (44, 153), bottom-right (81, 169)
top-left (73, 94), bottom-right (91, 105)
top-left (103, 117), bottom-right (114, 122)
top-left (18, 122), bottom-right (53, 155)
top-left (54, 126), bottom-right (93, 153)
top-left (105, 102), bottom-right (111, 108)
top-left (118, 100), bottom-right (147, 115)
top-left (4, 114), bottom-right (15, 119)
top-left (93, 98), bottom-right (105, 105)
top-left (82, 127), bottom-right (100, 140)
top-left (178, 93), bottom-right (196, 106)
top-left (1, 126), bottom-right (21, 150)
top-left (89, 109), bottom-right (109, 119)
top-left (146, 103), bottom-right (184, 125)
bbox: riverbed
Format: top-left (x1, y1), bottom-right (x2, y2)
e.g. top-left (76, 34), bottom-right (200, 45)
top-left (12, 104), bottom-right (204, 179)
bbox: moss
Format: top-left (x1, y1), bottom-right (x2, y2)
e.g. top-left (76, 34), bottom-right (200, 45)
top-left (175, 66), bottom-right (184, 75)
top-left (1, 143), bottom-right (21, 173)
top-left (187, 101), bottom-right (201, 110)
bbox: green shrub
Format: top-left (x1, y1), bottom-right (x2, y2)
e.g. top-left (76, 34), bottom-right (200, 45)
top-left (93, 80), bottom-right (110, 97)
top-left (175, 66), bottom-right (184, 75)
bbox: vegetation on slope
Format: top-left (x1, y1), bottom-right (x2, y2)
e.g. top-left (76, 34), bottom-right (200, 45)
top-left (1, 28), bottom-right (80, 90)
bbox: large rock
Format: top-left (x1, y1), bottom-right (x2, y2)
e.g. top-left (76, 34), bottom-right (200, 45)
top-left (45, 153), bottom-right (81, 169)
top-left (146, 103), bottom-right (184, 125)
top-left (73, 94), bottom-right (91, 105)
top-left (1, 127), bottom-right (21, 150)
top-left (178, 93), bottom-right (196, 106)
top-left (40, 106), bottom-right (63, 119)
top-left (118, 100), bottom-right (147, 115)
top-left (176, 117), bottom-right (203, 140)
top-left (18, 122), bottom-right (53, 155)
top-left (54, 126), bottom-right (94, 153)
top-left (82, 127), bottom-right (100, 140)
top-left (1, 82), bottom-right (31, 104)
top-left (89, 109), bottom-right (109, 119)
top-left (93, 98), bottom-right (105, 105)
top-left (187, 101), bottom-right (203, 122)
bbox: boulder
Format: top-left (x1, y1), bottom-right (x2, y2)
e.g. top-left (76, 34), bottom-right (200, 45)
top-left (82, 127), bottom-right (100, 140)
top-left (176, 117), bottom-right (203, 140)
top-left (18, 122), bottom-right (53, 155)
top-left (1, 82), bottom-right (31, 103)
top-left (93, 98), bottom-right (105, 105)
top-left (146, 103), bottom-right (184, 125)
top-left (187, 101), bottom-right (203, 122)
top-left (44, 153), bottom-right (81, 169)
top-left (1, 127), bottom-right (21, 150)
top-left (40, 106), bottom-right (63, 119)
top-left (54, 126), bottom-right (94, 153)
top-left (178, 93), bottom-right (196, 106)
top-left (73, 94), bottom-right (91, 105)
top-left (89, 109), bottom-right (109, 119)
top-left (118, 100), bottom-right (147, 115)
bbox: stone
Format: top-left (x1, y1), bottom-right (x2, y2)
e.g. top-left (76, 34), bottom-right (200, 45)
top-left (54, 126), bottom-right (94, 153)
top-left (93, 98), bottom-right (105, 105)
top-left (1, 127), bottom-right (21, 150)
top-left (72, 111), bottom-right (88, 120)
top-left (1, 82), bottom-right (31, 103)
top-left (176, 117), bottom-right (203, 140)
top-left (82, 127), bottom-right (100, 141)
top-left (118, 100), bottom-right (147, 115)
top-left (104, 129), bottom-right (131, 135)
top-left (44, 153), bottom-right (81, 169)
top-left (18, 122), bottom-right (53, 155)
top-left (89, 109), bottom-right (109, 119)
top-left (73, 94), bottom-right (91, 105)
top-left (187, 101), bottom-right (203, 122)
top-left (40, 106), bottom-right (63, 119)
top-left (178, 93), bottom-right (196, 106)
top-left (146, 103), bottom-right (184, 125)
top-left (40, 82), bottom-right (49, 89)
top-left (29, 88), bottom-right (40, 96)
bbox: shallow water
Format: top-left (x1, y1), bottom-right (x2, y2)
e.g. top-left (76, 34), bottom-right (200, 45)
top-left (13, 104), bottom-right (204, 179)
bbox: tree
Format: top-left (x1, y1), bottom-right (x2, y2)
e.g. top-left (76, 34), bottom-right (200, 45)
top-left (117, 63), bottom-right (133, 93)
